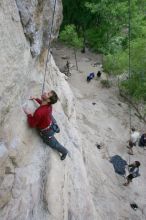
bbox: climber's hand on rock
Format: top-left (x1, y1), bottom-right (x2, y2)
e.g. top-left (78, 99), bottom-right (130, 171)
top-left (23, 106), bottom-right (31, 115)
top-left (29, 96), bottom-right (35, 100)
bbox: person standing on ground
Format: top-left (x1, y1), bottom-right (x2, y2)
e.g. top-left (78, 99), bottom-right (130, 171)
top-left (23, 90), bottom-right (68, 160)
top-left (97, 71), bottom-right (102, 78)
top-left (87, 72), bottom-right (95, 82)
top-left (127, 128), bottom-right (140, 155)
top-left (124, 161), bottom-right (141, 186)
top-left (139, 133), bottom-right (146, 148)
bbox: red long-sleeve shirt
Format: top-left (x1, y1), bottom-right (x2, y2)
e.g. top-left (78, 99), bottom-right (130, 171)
top-left (27, 98), bottom-right (52, 129)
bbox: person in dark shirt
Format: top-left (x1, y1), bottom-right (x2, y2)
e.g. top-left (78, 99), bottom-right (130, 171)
top-left (123, 161), bottom-right (140, 186)
top-left (139, 133), bottom-right (146, 148)
top-left (97, 71), bottom-right (101, 78)
top-left (87, 72), bottom-right (95, 82)
top-left (23, 90), bottom-right (68, 160)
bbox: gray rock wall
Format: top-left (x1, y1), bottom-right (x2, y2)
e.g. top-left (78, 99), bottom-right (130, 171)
top-left (16, 0), bottom-right (63, 56)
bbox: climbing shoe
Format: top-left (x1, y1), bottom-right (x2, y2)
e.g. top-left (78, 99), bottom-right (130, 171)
top-left (61, 153), bottom-right (67, 160)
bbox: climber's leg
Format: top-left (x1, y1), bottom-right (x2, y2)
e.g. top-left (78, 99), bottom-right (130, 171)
top-left (123, 174), bottom-right (133, 186)
top-left (40, 129), bottom-right (68, 160)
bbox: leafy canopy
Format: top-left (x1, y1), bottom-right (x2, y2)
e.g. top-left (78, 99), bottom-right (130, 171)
top-left (59, 24), bottom-right (83, 48)
top-left (60, 0), bottom-right (146, 101)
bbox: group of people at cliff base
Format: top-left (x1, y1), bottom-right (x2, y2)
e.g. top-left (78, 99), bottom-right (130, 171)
top-left (87, 71), bottom-right (101, 82)
top-left (123, 127), bottom-right (146, 186)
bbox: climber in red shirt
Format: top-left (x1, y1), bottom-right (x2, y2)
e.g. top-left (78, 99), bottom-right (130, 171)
top-left (27, 97), bottom-right (52, 129)
top-left (23, 90), bottom-right (68, 160)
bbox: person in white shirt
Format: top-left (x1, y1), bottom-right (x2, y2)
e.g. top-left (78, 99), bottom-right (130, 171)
top-left (131, 128), bottom-right (140, 145)
top-left (127, 128), bottom-right (140, 155)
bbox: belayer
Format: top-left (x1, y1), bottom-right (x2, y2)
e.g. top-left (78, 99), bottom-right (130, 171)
top-left (127, 127), bottom-right (140, 155)
top-left (23, 90), bottom-right (68, 160)
top-left (123, 161), bottom-right (140, 186)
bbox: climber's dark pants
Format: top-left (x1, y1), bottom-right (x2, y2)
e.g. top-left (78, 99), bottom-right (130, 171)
top-left (40, 127), bottom-right (68, 155)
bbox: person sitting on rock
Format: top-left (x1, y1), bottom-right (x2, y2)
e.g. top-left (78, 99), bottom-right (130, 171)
top-left (97, 71), bottom-right (102, 78)
top-left (87, 72), bottom-right (95, 82)
top-left (23, 90), bottom-right (68, 160)
top-left (127, 128), bottom-right (140, 155)
top-left (123, 161), bottom-right (140, 186)
top-left (139, 133), bottom-right (146, 148)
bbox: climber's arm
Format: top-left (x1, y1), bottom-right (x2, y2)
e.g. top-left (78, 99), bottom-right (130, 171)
top-left (30, 96), bottom-right (42, 105)
top-left (27, 109), bottom-right (41, 128)
top-left (23, 106), bottom-right (41, 128)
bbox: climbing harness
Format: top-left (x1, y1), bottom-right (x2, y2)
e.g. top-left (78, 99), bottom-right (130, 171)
top-left (42, 0), bottom-right (57, 95)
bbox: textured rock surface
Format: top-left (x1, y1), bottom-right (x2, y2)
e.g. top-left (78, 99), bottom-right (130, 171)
top-left (16, 0), bottom-right (63, 56)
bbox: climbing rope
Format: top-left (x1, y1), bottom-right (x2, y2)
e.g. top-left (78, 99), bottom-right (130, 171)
top-left (42, 0), bottom-right (57, 95)
top-left (128, 0), bottom-right (132, 165)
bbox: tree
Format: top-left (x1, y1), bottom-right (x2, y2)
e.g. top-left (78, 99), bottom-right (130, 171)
top-left (61, 0), bottom-right (146, 103)
top-left (59, 24), bottom-right (83, 49)
top-left (60, 24), bottom-right (83, 70)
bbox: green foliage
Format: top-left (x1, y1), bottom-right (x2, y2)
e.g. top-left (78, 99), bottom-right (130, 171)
top-left (62, 0), bottom-right (146, 52)
top-left (120, 75), bottom-right (146, 101)
top-left (59, 24), bottom-right (83, 48)
top-left (103, 52), bottom-right (128, 75)
top-left (130, 38), bottom-right (146, 73)
top-left (104, 37), bottom-right (146, 73)
top-left (85, 28), bottom-right (107, 53)
top-left (84, 0), bottom-right (129, 50)
top-left (104, 37), bottom-right (146, 100)
top-left (61, 0), bottom-right (146, 102)
top-left (108, 36), bottom-right (126, 53)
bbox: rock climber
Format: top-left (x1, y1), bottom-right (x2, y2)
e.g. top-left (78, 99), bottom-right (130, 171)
top-left (123, 161), bottom-right (140, 186)
top-left (127, 128), bottom-right (140, 155)
top-left (87, 72), bottom-right (95, 82)
top-left (23, 90), bottom-right (68, 160)
top-left (139, 133), bottom-right (146, 148)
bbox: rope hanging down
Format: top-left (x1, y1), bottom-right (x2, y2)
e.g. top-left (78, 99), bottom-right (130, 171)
top-left (128, 0), bottom-right (132, 165)
top-left (42, 0), bottom-right (57, 94)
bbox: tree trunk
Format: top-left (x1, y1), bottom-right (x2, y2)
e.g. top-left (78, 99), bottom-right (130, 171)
top-left (74, 48), bottom-right (78, 70)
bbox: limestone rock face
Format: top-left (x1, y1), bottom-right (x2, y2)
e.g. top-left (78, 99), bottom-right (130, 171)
top-left (16, 0), bottom-right (63, 56)
top-left (0, 1), bottom-right (97, 220)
